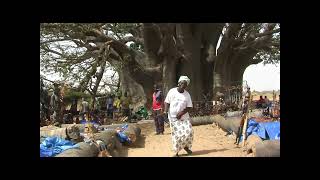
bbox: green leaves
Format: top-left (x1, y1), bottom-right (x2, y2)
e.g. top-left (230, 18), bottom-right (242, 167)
top-left (63, 89), bottom-right (91, 103)
top-left (130, 42), bottom-right (144, 51)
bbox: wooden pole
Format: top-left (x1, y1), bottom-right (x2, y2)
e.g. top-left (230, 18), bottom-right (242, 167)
top-left (241, 94), bottom-right (252, 147)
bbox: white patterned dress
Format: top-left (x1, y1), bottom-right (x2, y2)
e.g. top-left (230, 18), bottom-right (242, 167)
top-left (165, 87), bottom-right (194, 153)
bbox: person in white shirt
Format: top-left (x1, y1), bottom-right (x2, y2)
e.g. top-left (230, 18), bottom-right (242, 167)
top-left (164, 76), bottom-right (194, 157)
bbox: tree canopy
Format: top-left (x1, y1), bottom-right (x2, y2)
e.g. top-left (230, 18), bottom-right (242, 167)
top-left (40, 23), bottom-right (280, 103)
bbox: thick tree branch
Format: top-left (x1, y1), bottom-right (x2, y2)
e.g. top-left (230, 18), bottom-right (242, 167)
top-left (86, 88), bottom-right (94, 95)
top-left (251, 58), bottom-right (263, 64)
top-left (234, 26), bottom-right (280, 52)
top-left (225, 23), bottom-right (243, 39)
top-left (40, 38), bottom-right (73, 45)
top-left (72, 39), bottom-right (99, 51)
top-left (41, 77), bottom-right (56, 84)
top-left (238, 23), bottom-right (254, 39)
top-left (77, 61), bottom-right (98, 92)
top-left (103, 83), bottom-right (118, 87)
top-left (89, 78), bottom-right (94, 92)
top-left (128, 24), bottom-right (142, 38)
top-left (142, 23), bottom-right (162, 64)
top-left (254, 28), bottom-right (280, 38)
top-left (91, 59), bottom-right (107, 98)
top-left (120, 36), bottom-right (144, 44)
top-left (41, 46), bottom-right (63, 56)
top-left (143, 64), bottom-right (162, 74)
top-left (85, 29), bottom-right (133, 57)
top-left (270, 42), bottom-right (280, 48)
top-left (83, 29), bottom-right (156, 85)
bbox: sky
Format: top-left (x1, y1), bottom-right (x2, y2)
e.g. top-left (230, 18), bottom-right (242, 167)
top-left (243, 62), bottom-right (280, 91)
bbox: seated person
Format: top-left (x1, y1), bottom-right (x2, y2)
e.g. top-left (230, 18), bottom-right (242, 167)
top-left (263, 96), bottom-right (271, 108)
top-left (256, 96), bottom-right (265, 108)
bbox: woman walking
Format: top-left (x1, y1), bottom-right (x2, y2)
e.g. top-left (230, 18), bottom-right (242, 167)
top-left (164, 76), bottom-right (194, 157)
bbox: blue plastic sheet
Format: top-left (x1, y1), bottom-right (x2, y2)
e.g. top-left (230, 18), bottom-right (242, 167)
top-left (240, 118), bottom-right (280, 142)
top-left (40, 136), bottom-right (78, 157)
top-left (80, 120), bottom-right (99, 125)
top-left (116, 124), bottom-right (131, 143)
top-left (262, 121), bottom-right (280, 140)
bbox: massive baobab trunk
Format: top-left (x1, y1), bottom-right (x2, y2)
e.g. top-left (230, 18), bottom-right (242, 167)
top-left (121, 23), bottom-right (270, 103)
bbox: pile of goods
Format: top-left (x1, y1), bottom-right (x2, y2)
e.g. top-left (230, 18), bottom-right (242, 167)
top-left (40, 123), bottom-right (141, 157)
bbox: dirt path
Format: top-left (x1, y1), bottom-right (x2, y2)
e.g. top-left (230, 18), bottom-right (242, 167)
top-left (125, 120), bottom-right (247, 157)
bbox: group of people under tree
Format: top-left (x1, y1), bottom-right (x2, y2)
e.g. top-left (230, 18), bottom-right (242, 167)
top-left (40, 77), bottom-right (134, 125)
top-left (78, 92), bottom-right (132, 123)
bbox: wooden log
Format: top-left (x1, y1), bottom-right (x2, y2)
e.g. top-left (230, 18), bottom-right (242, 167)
top-left (254, 140), bottom-right (280, 157)
top-left (241, 114), bottom-right (249, 147)
top-left (225, 111), bottom-right (242, 118)
top-left (189, 116), bottom-right (216, 126)
top-left (40, 125), bottom-right (60, 131)
top-left (54, 124), bottom-right (141, 157)
top-left (190, 115), bottom-right (241, 135)
top-left (210, 115), bottom-right (241, 134)
top-left (55, 142), bottom-right (99, 157)
top-left (93, 129), bottom-right (123, 153)
top-left (245, 135), bottom-right (263, 154)
top-left (241, 95), bottom-right (253, 147)
top-left (61, 123), bottom-right (100, 133)
top-left (61, 123), bottom-right (141, 142)
top-left (40, 125), bottom-right (81, 142)
top-left (102, 124), bottom-right (141, 144)
top-left (101, 124), bottom-right (129, 130)
top-left (223, 109), bottom-right (263, 119)
top-left (219, 116), bottom-right (242, 135)
top-left (56, 130), bottom-right (122, 157)
top-left (61, 124), bottom-right (85, 131)
top-left (61, 123), bottom-right (139, 132)
top-left (123, 125), bottom-right (141, 144)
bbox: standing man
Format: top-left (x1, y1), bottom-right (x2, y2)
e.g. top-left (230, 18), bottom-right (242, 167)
top-left (70, 98), bottom-right (78, 118)
top-left (50, 83), bottom-right (63, 124)
top-left (106, 94), bottom-right (114, 119)
top-left (113, 95), bottom-right (121, 120)
top-left (152, 84), bottom-right (164, 135)
top-left (121, 92), bottom-right (132, 120)
top-left (81, 97), bottom-right (89, 121)
top-left (164, 76), bottom-right (194, 157)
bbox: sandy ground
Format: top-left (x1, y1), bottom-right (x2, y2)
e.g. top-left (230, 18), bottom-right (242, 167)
top-left (124, 120), bottom-right (247, 157)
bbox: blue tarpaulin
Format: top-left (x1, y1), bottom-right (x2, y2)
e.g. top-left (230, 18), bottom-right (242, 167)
top-left (240, 118), bottom-right (280, 142)
top-left (117, 124), bottom-right (131, 143)
top-left (80, 120), bottom-right (99, 125)
top-left (40, 136), bottom-right (78, 157)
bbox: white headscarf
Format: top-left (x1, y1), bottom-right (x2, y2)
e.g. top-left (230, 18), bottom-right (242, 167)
top-left (178, 76), bottom-right (190, 86)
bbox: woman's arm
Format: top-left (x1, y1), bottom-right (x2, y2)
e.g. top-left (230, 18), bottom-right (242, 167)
top-left (177, 107), bottom-right (192, 120)
top-left (164, 102), bottom-right (169, 114)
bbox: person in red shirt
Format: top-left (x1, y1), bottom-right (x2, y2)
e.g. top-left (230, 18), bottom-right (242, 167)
top-left (152, 84), bottom-right (164, 135)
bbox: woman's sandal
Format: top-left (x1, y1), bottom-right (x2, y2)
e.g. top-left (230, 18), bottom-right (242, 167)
top-left (184, 147), bottom-right (192, 155)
